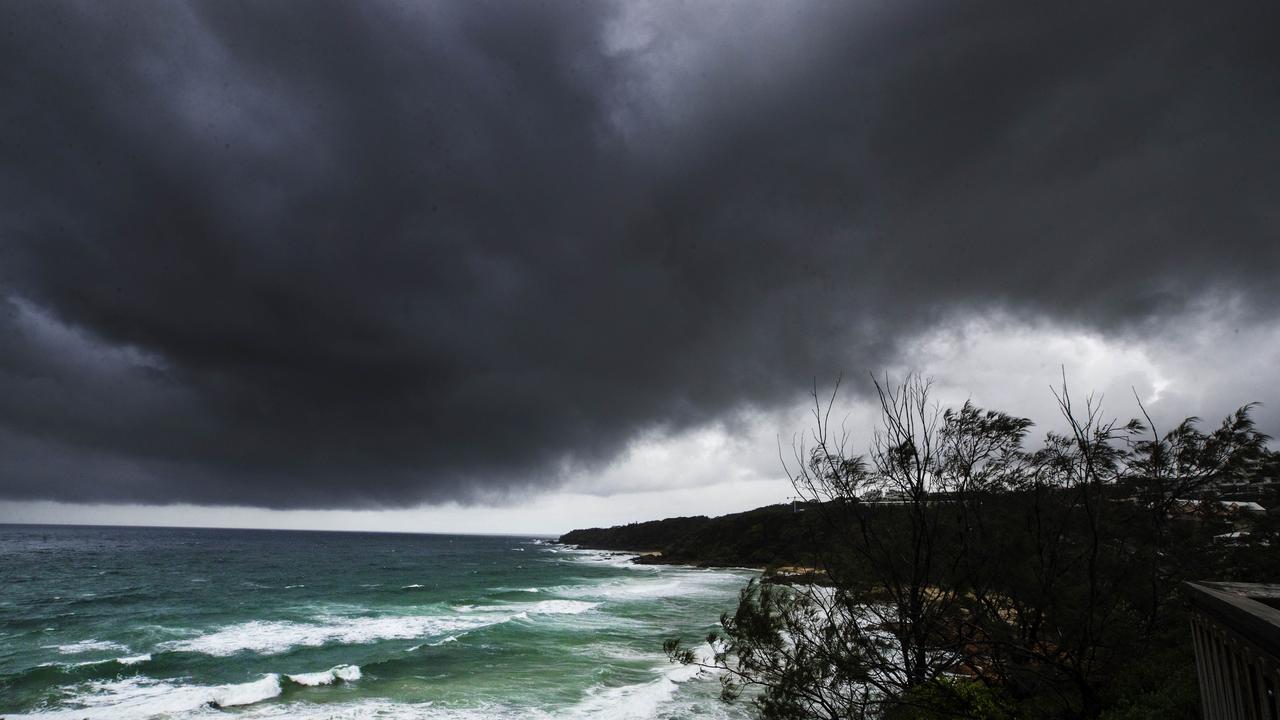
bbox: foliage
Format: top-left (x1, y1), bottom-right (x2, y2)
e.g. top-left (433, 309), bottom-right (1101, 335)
top-left (560, 503), bottom-right (828, 568)
top-left (661, 374), bottom-right (1274, 719)
top-left (887, 677), bottom-right (1015, 720)
top-left (558, 515), bottom-right (712, 551)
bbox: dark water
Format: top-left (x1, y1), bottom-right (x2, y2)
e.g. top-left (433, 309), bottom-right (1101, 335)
top-left (0, 524), bottom-right (755, 719)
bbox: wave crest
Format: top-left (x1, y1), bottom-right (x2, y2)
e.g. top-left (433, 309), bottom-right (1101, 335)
top-left (1, 674), bottom-right (282, 719)
top-left (286, 664), bottom-right (361, 686)
top-left (161, 613), bottom-right (499, 656)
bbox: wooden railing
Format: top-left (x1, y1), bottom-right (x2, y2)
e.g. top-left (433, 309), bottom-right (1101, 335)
top-left (1185, 582), bottom-right (1280, 720)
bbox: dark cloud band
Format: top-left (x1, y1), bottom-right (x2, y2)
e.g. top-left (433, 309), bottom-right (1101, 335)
top-left (1, 0), bottom-right (1277, 507)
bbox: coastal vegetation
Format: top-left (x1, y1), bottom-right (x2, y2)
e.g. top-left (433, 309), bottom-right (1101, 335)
top-left (559, 504), bottom-right (822, 569)
top-left (563, 376), bottom-right (1279, 719)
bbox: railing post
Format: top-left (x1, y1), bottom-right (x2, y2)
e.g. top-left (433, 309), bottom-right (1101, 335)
top-left (1185, 582), bottom-right (1280, 720)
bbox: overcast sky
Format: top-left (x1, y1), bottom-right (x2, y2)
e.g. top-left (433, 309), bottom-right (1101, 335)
top-left (1, 0), bottom-right (1277, 534)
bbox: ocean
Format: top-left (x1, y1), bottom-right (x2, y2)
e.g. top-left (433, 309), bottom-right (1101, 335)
top-left (0, 524), bottom-right (757, 719)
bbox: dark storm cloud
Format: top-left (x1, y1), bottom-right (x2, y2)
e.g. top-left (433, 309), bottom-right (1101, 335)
top-left (1, 0), bottom-right (1277, 507)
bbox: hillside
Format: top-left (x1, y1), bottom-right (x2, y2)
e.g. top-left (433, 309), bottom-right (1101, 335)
top-left (559, 503), bottom-right (825, 569)
top-left (557, 515), bottom-right (712, 551)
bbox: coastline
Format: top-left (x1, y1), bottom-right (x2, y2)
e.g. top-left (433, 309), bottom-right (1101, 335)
top-left (560, 543), bottom-right (828, 585)
top-left (556, 503), bottom-right (830, 584)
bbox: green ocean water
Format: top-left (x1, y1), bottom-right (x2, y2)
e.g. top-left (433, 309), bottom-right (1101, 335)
top-left (0, 524), bottom-right (757, 719)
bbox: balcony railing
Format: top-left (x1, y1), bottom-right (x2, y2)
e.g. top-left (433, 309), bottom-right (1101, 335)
top-left (1185, 581), bottom-right (1280, 720)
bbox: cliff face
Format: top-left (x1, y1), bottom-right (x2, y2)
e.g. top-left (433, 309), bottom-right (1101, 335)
top-left (559, 503), bottom-right (823, 568)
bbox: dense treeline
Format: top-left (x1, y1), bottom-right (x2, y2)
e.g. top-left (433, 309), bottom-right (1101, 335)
top-left (559, 504), bottom-right (825, 568)
top-left (558, 515), bottom-right (712, 552)
top-left (656, 376), bottom-right (1279, 720)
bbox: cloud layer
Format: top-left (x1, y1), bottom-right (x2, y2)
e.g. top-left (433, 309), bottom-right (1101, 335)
top-left (1, 0), bottom-right (1277, 507)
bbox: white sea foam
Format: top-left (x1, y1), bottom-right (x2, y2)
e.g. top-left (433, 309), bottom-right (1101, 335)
top-left (162, 613), bottom-right (501, 656)
top-left (48, 639), bottom-right (129, 655)
top-left (131, 693), bottom-right (739, 720)
top-left (17, 641), bottom-right (740, 720)
top-left (213, 674), bottom-right (284, 706)
top-left (564, 676), bottom-right (687, 719)
top-left (555, 547), bottom-right (667, 572)
top-left (4, 674), bottom-right (283, 719)
top-left (559, 643), bottom-right (723, 719)
top-left (525, 599), bottom-right (599, 615)
top-left (161, 644), bottom-right (734, 720)
top-left (188, 700), bottom-right (533, 719)
top-left (555, 570), bottom-right (745, 601)
top-left (162, 599), bottom-right (600, 657)
top-left (286, 664), bottom-right (362, 686)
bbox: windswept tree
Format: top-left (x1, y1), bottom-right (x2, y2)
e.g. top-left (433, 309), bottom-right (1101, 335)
top-left (1105, 398), bottom-right (1271, 647)
top-left (670, 375), bottom-right (1035, 718)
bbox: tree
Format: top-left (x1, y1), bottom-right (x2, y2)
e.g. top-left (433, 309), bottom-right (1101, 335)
top-left (667, 375), bottom-right (1269, 719)
top-left (670, 375), bottom-right (1034, 719)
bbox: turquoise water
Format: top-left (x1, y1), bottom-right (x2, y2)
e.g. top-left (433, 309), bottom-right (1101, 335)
top-left (0, 525), bottom-right (756, 719)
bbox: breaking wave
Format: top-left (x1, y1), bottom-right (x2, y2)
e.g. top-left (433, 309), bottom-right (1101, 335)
top-left (160, 614), bottom-right (503, 656)
top-left (2, 674), bottom-right (284, 719)
top-left (161, 600), bottom-right (601, 657)
top-left (285, 663), bottom-right (362, 686)
top-left (5, 663), bottom-right (364, 719)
